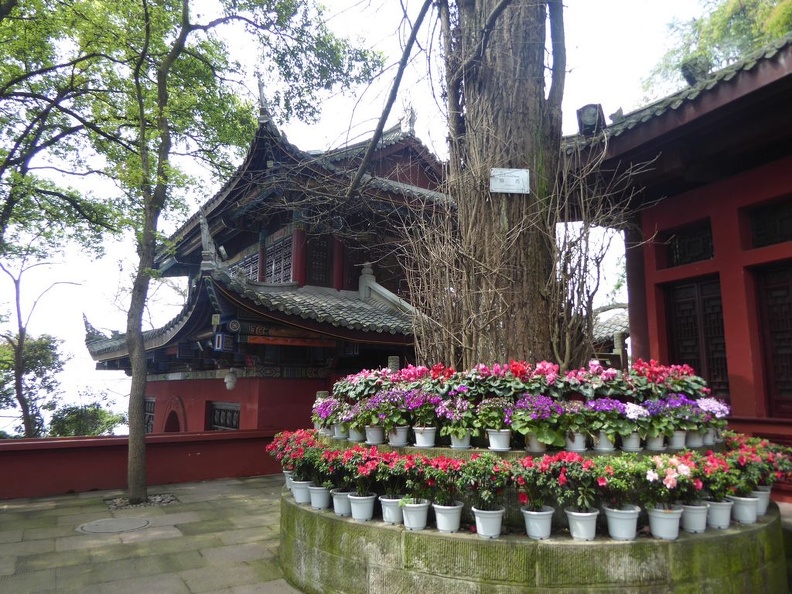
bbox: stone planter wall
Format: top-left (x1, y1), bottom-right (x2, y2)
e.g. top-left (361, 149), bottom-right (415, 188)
top-left (280, 494), bottom-right (788, 594)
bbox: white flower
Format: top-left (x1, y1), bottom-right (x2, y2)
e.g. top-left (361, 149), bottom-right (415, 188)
top-left (646, 470), bottom-right (659, 482)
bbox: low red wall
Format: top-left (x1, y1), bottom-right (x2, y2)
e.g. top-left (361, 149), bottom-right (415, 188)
top-left (0, 430), bottom-right (280, 500)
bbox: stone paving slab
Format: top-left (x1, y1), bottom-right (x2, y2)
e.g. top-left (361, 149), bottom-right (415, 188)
top-left (0, 475), bottom-right (300, 593)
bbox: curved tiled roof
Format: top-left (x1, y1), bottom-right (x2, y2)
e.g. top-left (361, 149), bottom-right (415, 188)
top-left (212, 270), bottom-right (413, 336)
top-left (565, 32), bottom-right (792, 153)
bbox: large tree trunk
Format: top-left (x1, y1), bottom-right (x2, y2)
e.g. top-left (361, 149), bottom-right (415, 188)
top-left (439, 0), bottom-right (566, 367)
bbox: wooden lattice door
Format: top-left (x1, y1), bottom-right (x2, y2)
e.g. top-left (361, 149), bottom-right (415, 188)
top-left (666, 277), bottom-right (730, 397)
top-left (757, 263), bottom-right (792, 416)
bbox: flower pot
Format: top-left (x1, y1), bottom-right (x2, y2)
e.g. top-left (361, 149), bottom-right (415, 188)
top-left (524, 432), bottom-right (547, 453)
top-left (402, 498), bottom-right (430, 531)
top-left (282, 470), bottom-right (293, 491)
top-left (645, 435), bottom-right (666, 451)
top-left (379, 496), bottom-right (404, 525)
top-left (308, 485), bottom-right (331, 510)
top-left (727, 494), bottom-right (758, 525)
top-left (706, 499), bottom-right (733, 529)
top-left (685, 429), bottom-right (704, 448)
top-left (564, 431), bottom-right (587, 453)
top-left (348, 493), bottom-right (377, 522)
top-left (668, 430), bottom-right (687, 449)
top-left (332, 424), bottom-right (348, 439)
top-left (348, 427), bottom-right (366, 442)
top-left (330, 489), bottom-right (351, 517)
top-left (565, 508), bottom-right (599, 541)
top-left (703, 428), bottom-right (716, 446)
top-left (450, 432), bottom-right (471, 449)
top-left (620, 432), bottom-right (642, 452)
top-left (291, 480), bottom-right (313, 505)
top-left (681, 503), bottom-right (709, 534)
top-left (433, 501), bottom-right (463, 533)
top-left (472, 506), bottom-right (505, 539)
top-left (521, 505), bottom-right (554, 540)
top-left (593, 430), bottom-right (616, 452)
top-left (364, 425), bottom-right (385, 445)
top-left (647, 504), bottom-right (683, 540)
top-left (319, 426), bottom-right (333, 437)
top-left (412, 426), bottom-right (437, 448)
top-left (753, 486), bottom-right (772, 517)
top-left (604, 504), bottom-right (640, 541)
top-left (387, 426), bottom-right (409, 447)
top-left (486, 428), bottom-right (512, 452)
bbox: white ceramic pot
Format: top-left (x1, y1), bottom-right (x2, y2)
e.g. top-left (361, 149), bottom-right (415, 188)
top-left (364, 425), bottom-right (385, 445)
top-left (564, 431), bottom-right (587, 453)
top-left (348, 493), bottom-right (376, 521)
top-left (472, 506), bottom-right (505, 539)
top-left (387, 426), bottom-right (410, 447)
top-left (753, 486), bottom-right (772, 516)
top-left (347, 427), bottom-right (366, 442)
top-left (727, 494), bottom-right (758, 525)
top-left (433, 501), bottom-right (463, 533)
top-left (620, 432), bottom-right (642, 452)
top-left (707, 499), bottom-right (733, 529)
top-left (486, 428), bottom-right (512, 451)
top-left (681, 503), bottom-right (709, 533)
top-left (521, 505), bottom-right (554, 540)
top-left (290, 480), bottom-right (313, 505)
top-left (703, 428), bottom-right (717, 446)
top-left (565, 508), bottom-right (599, 541)
top-left (685, 430), bottom-right (704, 448)
top-left (412, 426), bottom-right (437, 448)
top-left (450, 432), bottom-right (472, 449)
top-left (282, 470), bottom-right (293, 491)
top-left (645, 435), bottom-right (666, 451)
top-left (647, 504), bottom-right (683, 540)
top-left (330, 489), bottom-right (351, 517)
top-left (402, 498), bottom-right (430, 531)
top-left (668, 430), bottom-right (687, 449)
top-left (604, 504), bottom-right (640, 541)
top-left (524, 432), bottom-right (547, 453)
top-left (593, 431), bottom-right (615, 452)
top-left (308, 485), bottom-right (331, 510)
top-left (379, 495), bottom-right (404, 525)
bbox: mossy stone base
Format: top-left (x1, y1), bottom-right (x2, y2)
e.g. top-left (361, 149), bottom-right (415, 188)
top-left (280, 494), bottom-right (787, 593)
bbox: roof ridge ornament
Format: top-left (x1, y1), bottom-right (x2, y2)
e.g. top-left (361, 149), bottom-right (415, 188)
top-left (257, 77), bottom-right (271, 123)
top-left (199, 209), bottom-right (219, 272)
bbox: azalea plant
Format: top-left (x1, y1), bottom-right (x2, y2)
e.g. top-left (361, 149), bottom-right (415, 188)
top-left (698, 450), bottom-right (738, 501)
top-left (401, 454), bottom-right (432, 504)
top-left (435, 390), bottom-right (478, 439)
top-left (512, 454), bottom-right (559, 511)
top-left (510, 393), bottom-right (565, 447)
top-left (375, 450), bottom-right (409, 498)
top-left (459, 453), bottom-right (513, 511)
top-left (265, 429), bottom-right (318, 475)
top-left (638, 454), bottom-right (699, 509)
top-left (544, 451), bottom-right (602, 512)
top-left (593, 453), bottom-right (644, 510)
top-left (425, 455), bottom-right (464, 506)
top-left (341, 444), bottom-right (381, 496)
top-left (473, 397), bottom-right (514, 431)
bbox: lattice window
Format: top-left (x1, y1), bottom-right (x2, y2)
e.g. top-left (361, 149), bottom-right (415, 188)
top-left (208, 401), bottom-right (240, 431)
top-left (750, 199), bottom-right (792, 248)
top-left (230, 252), bottom-right (259, 281)
top-left (666, 278), bottom-right (730, 397)
top-left (144, 399), bottom-right (155, 434)
top-left (307, 235), bottom-right (331, 286)
top-left (665, 222), bottom-right (714, 267)
top-left (757, 264), bottom-right (792, 415)
top-left (265, 236), bottom-right (292, 283)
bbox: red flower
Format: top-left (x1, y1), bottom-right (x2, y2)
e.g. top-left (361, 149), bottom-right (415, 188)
top-left (597, 477), bottom-right (608, 487)
top-left (518, 492), bottom-right (529, 505)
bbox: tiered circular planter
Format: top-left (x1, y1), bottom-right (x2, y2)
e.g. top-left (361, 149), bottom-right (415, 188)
top-left (279, 443), bottom-right (788, 593)
top-left (280, 494), bottom-right (786, 593)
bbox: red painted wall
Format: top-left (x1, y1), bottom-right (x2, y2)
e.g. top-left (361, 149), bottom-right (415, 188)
top-left (635, 155), bottom-right (792, 428)
top-left (0, 430), bottom-right (280, 500)
top-left (145, 376), bottom-right (328, 434)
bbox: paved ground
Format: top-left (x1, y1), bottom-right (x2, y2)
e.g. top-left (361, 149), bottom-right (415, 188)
top-left (0, 475), bottom-right (301, 593)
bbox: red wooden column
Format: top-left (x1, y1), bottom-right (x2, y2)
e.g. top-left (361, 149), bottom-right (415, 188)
top-left (333, 237), bottom-right (344, 290)
top-left (292, 225), bottom-right (307, 286)
top-left (625, 224), bottom-right (650, 362)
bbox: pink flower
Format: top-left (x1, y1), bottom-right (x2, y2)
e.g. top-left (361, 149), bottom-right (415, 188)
top-left (663, 475), bottom-right (677, 489)
top-left (646, 470), bottom-right (659, 482)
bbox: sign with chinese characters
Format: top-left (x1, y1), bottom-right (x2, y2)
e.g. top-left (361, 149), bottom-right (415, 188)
top-left (490, 168), bottom-right (530, 194)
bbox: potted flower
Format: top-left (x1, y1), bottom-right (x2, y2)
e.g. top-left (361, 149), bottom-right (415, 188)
top-left (403, 389), bottom-right (442, 447)
top-left (668, 450), bottom-right (709, 533)
top-left (523, 360), bottom-right (564, 399)
top-left (369, 388), bottom-right (411, 445)
top-left (559, 400), bottom-right (588, 452)
top-left (333, 367), bottom-right (395, 401)
top-left (620, 402), bottom-right (650, 450)
top-left (638, 454), bottom-right (696, 540)
top-left (641, 399), bottom-right (676, 450)
top-left (310, 395), bottom-right (338, 434)
top-left (663, 393), bottom-right (703, 447)
top-left (698, 450), bottom-right (737, 528)
top-left (695, 397), bottom-right (730, 444)
top-left (436, 390), bottom-right (477, 448)
top-left (459, 453), bottom-right (513, 538)
top-left (542, 451), bottom-right (602, 540)
top-left (510, 393), bottom-right (565, 451)
top-left (584, 397), bottom-right (627, 451)
top-left (425, 455), bottom-right (465, 533)
top-left (474, 397), bottom-right (514, 451)
top-left (400, 454), bottom-right (432, 530)
top-left (594, 454), bottom-right (643, 540)
top-left (376, 450), bottom-right (409, 524)
top-left (341, 444), bottom-right (381, 521)
top-left (512, 454), bottom-right (558, 540)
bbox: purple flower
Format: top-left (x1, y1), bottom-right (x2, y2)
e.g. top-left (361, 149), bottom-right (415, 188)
top-left (585, 398), bottom-right (626, 415)
top-left (514, 394), bottom-right (563, 421)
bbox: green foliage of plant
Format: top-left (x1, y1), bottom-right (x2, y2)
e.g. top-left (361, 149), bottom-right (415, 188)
top-left (48, 392), bottom-right (127, 436)
top-left (458, 453), bottom-right (513, 511)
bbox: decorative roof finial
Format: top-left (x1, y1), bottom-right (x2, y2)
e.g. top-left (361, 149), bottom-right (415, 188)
top-left (257, 77), bottom-right (271, 123)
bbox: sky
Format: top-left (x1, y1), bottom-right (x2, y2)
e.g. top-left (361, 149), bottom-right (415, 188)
top-left (0, 0), bottom-right (703, 434)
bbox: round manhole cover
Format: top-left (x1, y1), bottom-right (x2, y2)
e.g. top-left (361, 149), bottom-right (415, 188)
top-left (77, 518), bottom-right (150, 534)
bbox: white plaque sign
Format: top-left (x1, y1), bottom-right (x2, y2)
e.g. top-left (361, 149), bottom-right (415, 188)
top-left (489, 168), bottom-right (530, 194)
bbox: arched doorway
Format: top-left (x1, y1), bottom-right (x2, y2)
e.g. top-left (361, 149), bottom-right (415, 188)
top-left (164, 410), bottom-right (180, 432)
